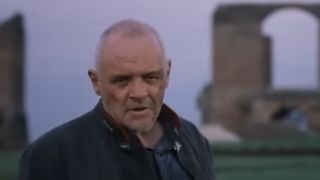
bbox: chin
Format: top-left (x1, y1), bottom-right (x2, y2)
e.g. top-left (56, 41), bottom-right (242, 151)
top-left (127, 119), bottom-right (156, 132)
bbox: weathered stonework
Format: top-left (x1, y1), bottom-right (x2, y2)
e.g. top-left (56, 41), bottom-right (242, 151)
top-left (199, 4), bottom-right (320, 139)
top-left (0, 14), bottom-right (27, 149)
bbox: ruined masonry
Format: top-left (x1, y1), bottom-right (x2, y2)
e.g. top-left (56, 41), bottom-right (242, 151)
top-left (0, 14), bottom-right (27, 149)
top-left (199, 4), bottom-right (320, 139)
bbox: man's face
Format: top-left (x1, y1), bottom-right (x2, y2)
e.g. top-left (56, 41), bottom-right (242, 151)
top-left (89, 34), bottom-right (170, 132)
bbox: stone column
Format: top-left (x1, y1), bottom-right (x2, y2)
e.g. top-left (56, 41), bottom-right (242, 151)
top-left (212, 22), bottom-right (271, 131)
top-left (0, 14), bottom-right (27, 149)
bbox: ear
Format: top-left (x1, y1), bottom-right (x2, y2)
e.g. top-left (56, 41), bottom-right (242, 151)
top-left (165, 59), bottom-right (171, 88)
top-left (88, 69), bottom-right (101, 96)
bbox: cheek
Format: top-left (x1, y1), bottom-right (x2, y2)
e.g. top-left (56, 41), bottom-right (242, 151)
top-left (158, 83), bottom-right (167, 95)
top-left (150, 84), bottom-right (166, 103)
top-left (103, 88), bottom-right (128, 109)
top-left (110, 93), bottom-right (127, 106)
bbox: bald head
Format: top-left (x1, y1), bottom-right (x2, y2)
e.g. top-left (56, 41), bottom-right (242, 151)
top-left (88, 20), bottom-right (171, 133)
top-left (95, 19), bottom-right (166, 67)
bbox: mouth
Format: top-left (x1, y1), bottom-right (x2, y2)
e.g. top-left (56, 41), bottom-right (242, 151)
top-left (131, 107), bottom-right (148, 112)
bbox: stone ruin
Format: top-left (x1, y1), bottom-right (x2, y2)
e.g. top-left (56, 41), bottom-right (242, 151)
top-left (0, 14), bottom-right (27, 149)
top-left (198, 3), bottom-right (320, 140)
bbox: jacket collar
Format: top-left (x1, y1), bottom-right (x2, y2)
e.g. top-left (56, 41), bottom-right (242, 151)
top-left (93, 101), bottom-right (204, 179)
top-left (93, 100), bottom-right (181, 146)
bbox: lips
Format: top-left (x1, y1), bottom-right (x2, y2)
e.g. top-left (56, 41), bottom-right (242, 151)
top-left (127, 107), bottom-right (150, 119)
top-left (131, 107), bottom-right (147, 111)
top-left (127, 105), bottom-right (150, 114)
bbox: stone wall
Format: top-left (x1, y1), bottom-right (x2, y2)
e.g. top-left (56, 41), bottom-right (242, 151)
top-left (0, 14), bottom-right (27, 149)
top-left (199, 4), bottom-right (320, 139)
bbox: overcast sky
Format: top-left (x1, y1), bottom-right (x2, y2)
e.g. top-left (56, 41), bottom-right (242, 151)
top-left (0, 0), bottom-right (319, 141)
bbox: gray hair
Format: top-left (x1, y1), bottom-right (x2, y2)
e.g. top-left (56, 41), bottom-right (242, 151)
top-left (95, 19), bottom-right (166, 67)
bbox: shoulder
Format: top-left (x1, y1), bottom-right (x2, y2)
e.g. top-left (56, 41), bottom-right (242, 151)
top-left (179, 118), bottom-right (199, 132)
top-left (18, 110), bottom-right (102, 179)
top-left (178, 119), bottom-right (215, 179)
top-left (178, 118), bottom-right (210, 150)
top-left (23, 109), bottom-right (99, 157)
top-left (179, 119), bottom-right (205, 140)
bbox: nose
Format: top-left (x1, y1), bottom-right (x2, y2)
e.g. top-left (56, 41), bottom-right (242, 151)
top-left (129, 79), bottom-right (148, 100)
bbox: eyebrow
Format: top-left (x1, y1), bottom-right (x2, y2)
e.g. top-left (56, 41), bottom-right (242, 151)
top-left (143, 69), bottom-right (164, 76)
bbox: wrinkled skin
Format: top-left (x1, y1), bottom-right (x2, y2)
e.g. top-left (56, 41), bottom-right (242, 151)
top-left (89, 33), bottom-right (171, 133)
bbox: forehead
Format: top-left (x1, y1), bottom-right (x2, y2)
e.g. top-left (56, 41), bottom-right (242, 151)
top-left (100, 34), bottom-right (165, 72)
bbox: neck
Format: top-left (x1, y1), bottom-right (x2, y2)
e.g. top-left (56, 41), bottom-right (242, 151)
top-left (136, 121), bottom-right (163, 149)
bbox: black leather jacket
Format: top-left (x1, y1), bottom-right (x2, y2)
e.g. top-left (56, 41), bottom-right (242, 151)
top-left (19, 102), bottom-right (215, 180)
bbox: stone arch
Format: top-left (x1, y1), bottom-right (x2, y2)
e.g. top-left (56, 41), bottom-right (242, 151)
top-left (213, 4), bottom-right (320, 90)
top-left (208, 4), bottom-right (320, 137)
top-left (262, 8), bottom-right (319, 90)
top-left (214, 4), bottom-right (320, 25)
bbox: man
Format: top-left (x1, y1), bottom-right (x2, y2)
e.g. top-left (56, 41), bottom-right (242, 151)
top-left (19, 19), bottom-right (215, 180)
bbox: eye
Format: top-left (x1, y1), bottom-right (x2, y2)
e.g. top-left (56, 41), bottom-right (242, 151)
top-left (146, 75), bottom-right (159, 80)
top-left (144, 74), bottom-right (161, 84)
top-left (111, 76), bottom-right (130, 86)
